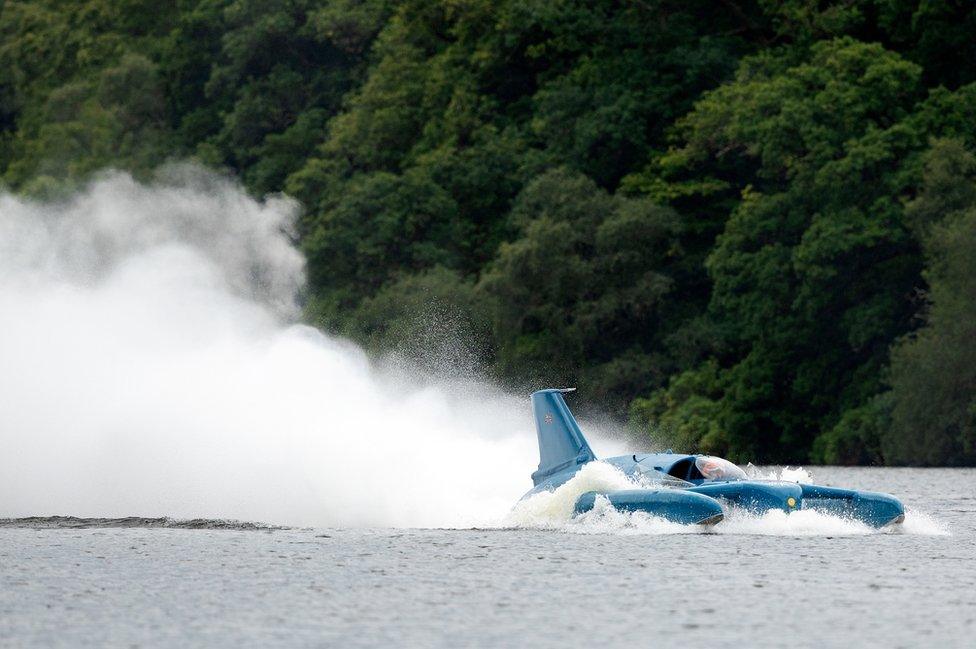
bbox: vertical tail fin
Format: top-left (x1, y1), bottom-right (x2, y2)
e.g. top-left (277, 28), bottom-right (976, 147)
top-left (530, 388), bottom-right (596, 485)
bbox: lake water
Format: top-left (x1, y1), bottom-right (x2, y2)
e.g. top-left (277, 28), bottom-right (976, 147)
top-left (1, 467), bottom-right (973, 648)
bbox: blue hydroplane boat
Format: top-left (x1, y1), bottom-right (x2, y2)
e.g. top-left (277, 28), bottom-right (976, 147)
top-left (521, 389), bottom-right (905, 527)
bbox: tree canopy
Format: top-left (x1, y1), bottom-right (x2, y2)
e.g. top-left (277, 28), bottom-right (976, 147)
top-left (3, 0), bottom-right (976, 464)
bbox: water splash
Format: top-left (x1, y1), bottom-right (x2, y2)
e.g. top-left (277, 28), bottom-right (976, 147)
top-left (892, 509), bottom-right (950, 536)
top-left (745, 463), bottom-right (814, 483)
top-left (2, 167), bottom-right (633, 528)
top-left (504, 462), bottom-right (635, 526)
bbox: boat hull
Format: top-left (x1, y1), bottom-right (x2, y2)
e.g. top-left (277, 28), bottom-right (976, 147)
top-left (572, 481), bottom-right (905, 528)
top-left (574, 489), bottom-right (725, 525)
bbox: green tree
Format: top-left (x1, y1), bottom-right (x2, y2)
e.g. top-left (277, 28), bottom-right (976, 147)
top-left (199, 0), bottom-right (385, 193)
top-left (632, 39), bottom-right (932, 462)
top-left (0, 0), bottom-right (179, 186)
top-left (478, 168), bottom-right (682, 408)
top-left (5, 0), bottom-right (976, 464)
top-left (885, 140), bottom-right (976, 465)
top-left (351, 266), bottom-right (491, 373)
top-left (302, 167), bottom-right (461, 324)
top-left (5, 53), bottom-right (169, 190)
top-left (292, 0), bottom-right (758, 402)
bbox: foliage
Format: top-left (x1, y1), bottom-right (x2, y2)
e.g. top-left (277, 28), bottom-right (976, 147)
top-left (630, 360), bottom-right (729, 456)
top-left (351, 266), bottom-right (491, 373)
top-left (478, 168), bottom-right (682, 409)
top-left (885, 141), bottom-right (976, 465)
top-left (630, 39), bottom-right (976, 463)
top-left (4, 1), bottom-right (976, 463)
top-left (810, 394), bottom-right (890, 465)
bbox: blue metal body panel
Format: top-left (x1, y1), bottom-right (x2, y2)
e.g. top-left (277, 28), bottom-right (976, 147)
top-left (521, 389), bottom-right (906, 528)
top-left (799, 484), bottom-right (905, 527)
top-left (688, 481), bottom-right (803, 513)
top-left (574, 490), bottom-right (724, 525)
top-left (530, 388), bottom-right (595, 486)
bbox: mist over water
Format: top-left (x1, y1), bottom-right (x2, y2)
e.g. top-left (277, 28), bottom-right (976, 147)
top-left (0, 166), bottom-right (945, 535)
top-left (0, 166), bottom-right (611, 527)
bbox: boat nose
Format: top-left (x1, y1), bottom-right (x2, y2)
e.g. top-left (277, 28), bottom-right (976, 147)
top-left (853, 491), bottom-right (905, 527)
top-left (799, 484), bottom-right (906, 527)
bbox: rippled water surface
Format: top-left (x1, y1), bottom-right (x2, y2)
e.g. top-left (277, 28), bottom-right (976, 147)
top-left (1, 467), bottom-right (973, 648)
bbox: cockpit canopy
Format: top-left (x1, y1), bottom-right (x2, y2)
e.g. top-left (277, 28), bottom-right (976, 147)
top-left (665, 455), bottom-right (748, 482)
top-left (694, 456), bottom-right (747, 481)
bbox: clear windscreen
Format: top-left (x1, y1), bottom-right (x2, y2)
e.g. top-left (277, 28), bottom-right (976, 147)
top-left (694, 456), bottom-right (748, 481)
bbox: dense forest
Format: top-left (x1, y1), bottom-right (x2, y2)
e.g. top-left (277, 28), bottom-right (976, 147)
top-left (3, 0), bottom-right (976, 465)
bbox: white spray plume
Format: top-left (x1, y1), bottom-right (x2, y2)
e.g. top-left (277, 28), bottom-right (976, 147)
top-left (1, 166), bottom-right (637, 527)
top-left (505, 461), bottom-right (635, 526)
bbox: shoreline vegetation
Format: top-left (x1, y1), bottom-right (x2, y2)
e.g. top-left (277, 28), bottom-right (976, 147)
top-left (3, 1), bottom-right (975, 465)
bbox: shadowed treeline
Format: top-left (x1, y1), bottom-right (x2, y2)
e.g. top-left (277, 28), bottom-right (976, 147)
top-left (2, 0), bottom-right (975, 465)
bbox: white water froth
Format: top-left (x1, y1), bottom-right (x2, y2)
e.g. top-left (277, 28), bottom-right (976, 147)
top-left (2, 166), bottom-right (611, 527)
top-left (505, 462), bottom-right (636, 526)
top-left (896, 509), bottom-right (950, 536)
top-left (746, 463), bottom-right (814, 483)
